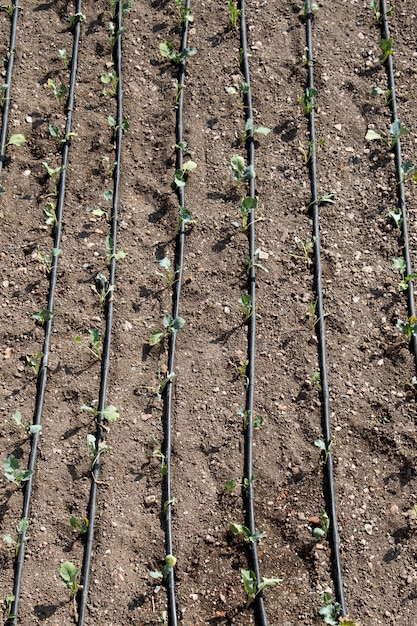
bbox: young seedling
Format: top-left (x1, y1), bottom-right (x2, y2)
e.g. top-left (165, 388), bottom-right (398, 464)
top-left (74, 328), bottom-right (102, 360)
top-left (48, 124), bottom-right (77, 147)
top-left (298, 87), bottom-right (317, 115)
top-left (371, 0), bottom-right (394, 23)
top-left (105, 235), bottom-right (127, 265)
top-left (101, 71), bottom-right (119, 96)
top-left (70, 515), bottom-right (89, 535)
top-left (318, 592), bottom-right (362, 625)
top-left (25, 351), bottom-right (43, 375)
top-left (307, 192), bottom-right (336, 210)
top-left (314, 438), bottom-right (332, 464)
top-left (309, 297), bottom-right (318, 329)
top-left (87, 190), bottom-right (113, 221)
top-left (243, 118), bottom-right (270, 142)
top-left (102, 156), bottom-right (117, 178)
top-left (0, 3), bottom-right (16, 17)
top-left (172, 80), bottom-right (186, 107)
top-left (174, 0), bottom-right (193, 23)
top-left (240, 569), bottom-right (281, 608)
top-left (5, 133), bottom-right (26, 148)
top-left (231, 154), bottom-right (255, 186)
top-left (3, 455), bottom-right (34, 487)
top-left (392, 257), bottom-right (417, 291)
top-left (68, 12), bottom-right (86, 28)
top-left (58, 48), bottom-right (70, 69)
top-left (107, 116), bottom-right (129, 141)
top-left (397, 316), bottom-right (417, 342)
top-left (390, 119), bottom-right (409, 147)
top-left (86, 434), bottom-right (110, 466)
top-left (42, 202), bottom-right (58, 229)
top-left (159, 41), bottom-right (197, 66)
top-left (371, 85), bottom-right (392, 105)
top-left (178, 205), bottom-right (196, 227)
top-left (311, 371), bottom-right (322, 392)
top-left (156, 257), bottom-right (177, 288)
top-left (235, 360), bottom-right (249, 386)
top-left (81, 403), bottom-right (120, 425)
top-left (4, 594), bottom-right (16, 621)
top-left (3, 518), bottom-right (29, 556)
top-left (173, 160), bottom-right (197, 188)
top-left (91, 273), bottom-right (114, 309)
top-left (47, 79), bottom-right (68, 104)
top-left (37, 248), bottom-right (61, 275)
top-left (156, 371), bottom-right (177, 401)
top-left (12, 410), bottom-right (42, 436)
top-left (239, 293), bottom-right (254, 323)
top-left (32, 309), bottom-right (53, 325)
top-left (228, 0), bottom-right (241, 28)
top-left (388, 207), bottom-right (402, 227)
top-left (149, 314), bottom-right (185, 346)
top-left (60, 561), bottom-right (80, 619)
top-left (299, 0), bottom-right (319, 20)
top-left (311, 510), bottom-right (330, 540)
top-left (294, 236), bottom-right (314, 269)
top-left (108, 21), bottom-right (127, 54)
top-left (298, 138), bottom-right (325, 164)
top-left (239, 196), bottom-right (258, 231)
top-left (247, 248), bottom-right (269, 275)
top-left (237, 407), bottom-right (263, 429)
top-left (226, 82), bottom-right (250, 109)
top-left (379, 37), bottom-right (393, 64)
top-left (224, 475), bottom-right (255, 494)
top-left (399, 161), bottom-right (417, 185)
top-left (229, 522), bottom-right (265, 544)
top-left (149, 554), bottom-right (177, 581)
top-left (150, 435), bottom-right (168, 475)
top-left (0, 83), bottom-right (8, 109)
top-left (42, 162), bottom-right (65, 196)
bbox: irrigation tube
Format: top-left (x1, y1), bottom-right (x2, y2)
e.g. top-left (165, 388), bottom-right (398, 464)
top-left (0, 0), bottom-right (20, 181)
top-left (161, 3), bottom-right (193, 623)
top-left (78, 3), bottom-right (125, 624)
top-left (239, 2), bottom-right (269, 624)
top-left (5, 2), bottom-right (83, 624)
top-left (304, 1), bottom-right (346, 615)
top-left (379, 0), bottom-right (417, 365)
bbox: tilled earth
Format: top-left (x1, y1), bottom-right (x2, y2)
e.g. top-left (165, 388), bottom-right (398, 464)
top-left (1, 0), bottom-right (417, 625)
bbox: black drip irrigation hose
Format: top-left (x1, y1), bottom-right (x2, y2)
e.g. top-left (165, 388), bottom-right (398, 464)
top-left (0, 0), bottom-right (20, 182)
top-left (78, 3), bottom-right (125, 625)
top-left (6, 2), bottom-right (83, 624)
top-left (379, 0), bottom-right (417, 365)
top-left (304, 2), bottom-right (346, 615)
top-left (162, 4), bottom-right (192, 624)
top-left (239, 2), bottom-right (268, 624)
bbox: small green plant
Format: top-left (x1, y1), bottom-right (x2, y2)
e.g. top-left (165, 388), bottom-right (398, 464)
top-left (237, 407), bottom-right (263, 429)
top-left (42, 202), bottom-right (58, 229)
top-left (42, 162), bottom-right (65, 196)
top-left (243, 118), bottom-right (270, 142)
top-left (298, 138), bottom-right (325, 164)
top-left (294, 236), bottom-right (314, 269)
top-left (157, 371), bottom-right (176, 401)
top-left (312, 510), bottom-right (330, 540)
top-left (246, 248), bottom-right (269, 275)
top-left (299, 0), bottom-right (319, 20)
top-left (298, 87), bottom-right (317, 115)
top-left (4, 594), bottom-right (16, 621)
top-left (150, 435), bottom-right (168, 475)
top-left (32, 309), bottom-right (53, 325)
top-left (87, 189), bottom-right (113, 221)
top-left (102, 156), bottom-right (117, 177)
top-left (70, 515), bottom-right (89, 535)
top-left (392, 257), bottom-right (417, 291)
top-left (390, 119), bottom-right (409, 146)
top-left (86, 434), bottom-right (110, 466)
top-left (68, 12), bottom-right (86, 28)
top-left (400, 161), bottom-right (417, 185)
top-left (173, 160), bottom-right (197, 188)
top-left (101, 71), bottom-right (119, 96)
top-left (3, 455), bottom-right (34, 487)
top-left (149, 314), bottom-right (185, 346)
top-left (12, 410), bottom-right (42, 436)
top-left (229, 522), bottom-right (265, 543)
top-left (47, 79), bottom-right (67, 104)
top-left (178, 205), bottom-right (196, 227)
top-left (240, 569), bottom-right (281, 608)
top-left (311, 371), bottom-right (322, 392)
top-left (3, 518), bottom-right (29, 556)
top-left (108, 21), bottom-right (127, 54)
top-left (107, 116), bottom-right (129, 141)
top-left (239, 196), bottom-right (258, 231)
top-left (91, 273), bottom-right (114, 309)
top-left (231, 154), bottom-right (255, 186)
top-left (228, 0), bottom-right (241, 28)
top-left (60, 561), bottom-right (80, 620)
top-left (37, 248), bottom-right (61, 274)
top-left (388, 207), bottom-right (402, 227)
top-left (49, 124), bottom-right (77, 147)
top-left (0, 83), bottom-right (8, 109)
top-left (224, 475), bottom-right (255, 494)
top-left (5, 133), bottom-right (26, 148)
top-left (397, 316), bottom-right (417, 341)
top-left (105, 235), bottom-right (127, 265)
top-left (150, 554), bottom-right (177, 580)
top-left (306, 192), bottom-right (336, 211)
top-left (74, 329), bottom-right (102, 360)
top-left (81, 403), bottom-right (120, 424)
top-left (156, 257), bottom-right (177, 287)
top-left (25, 351), bottom-right (43, 375)
top-left (319, 592), bottom-right (343, 625)
top-left (371, 0), bottom-right (394, 23)
top-left (226, 82), bottom-right (250, 109)
top-left (172, 80), bottom-right (186, 107)
top-left (309, 297), bottom-right (318, 329)
top-left (174, 0), bottom-right (193, 23)
top-left (239, 293), bottom-right (254, 323)
top-left (314, 438), bottom-right (332, 464)
top-left (371, 85), bottom-right (392, 105)
top-left (379, 37), bottom-right (393, 64)
top-left (159, 41), bottom-right (197, 65)
top-left (0, 3), bottom-right (16, 17)
top-left (58, 48), bottom-right (70, 69)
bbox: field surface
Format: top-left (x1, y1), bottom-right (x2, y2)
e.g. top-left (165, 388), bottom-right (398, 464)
top-left (1, 0), bottom-right (417, 625)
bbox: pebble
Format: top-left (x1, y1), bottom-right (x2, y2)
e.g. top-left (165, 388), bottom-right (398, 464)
top-left (224, 306), bottom-right (231, 314)
top-left (364, 523), bottom-right (373, 535)
top-left (26, 115), bottom-right (33, 123)
top-left (144, 495), bottom-right (156, 507)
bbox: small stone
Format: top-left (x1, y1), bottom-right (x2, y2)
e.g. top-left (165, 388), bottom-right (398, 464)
top-left (334, 123), bottom-right (342, 131)
top-left (364, 523), bottom-right (373, 535)
top-left (40, 526), bottom-right (46, 532)
top-left (23, 169), bottom-right (31, 176)
top-left (357, 31), bottom-right (365, 40)
top-left (26, 115), bottom-right (33, 123)
top-left (258, 250), bottom-right (269, 260)
top-left (144, 495), bottom-right (157, 507)
top-left (205, 535), bottom-right (215, 544)
top-left (224, 306), bottom-right (231, 314)
top-left (123, 320), bottom-right (133, 331)
top-left (189, 594), bottom-right (198, 601)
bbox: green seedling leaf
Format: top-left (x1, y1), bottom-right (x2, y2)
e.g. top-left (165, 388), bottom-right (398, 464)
top-left (149, 330), bottom-right (164, 346)
top-left (70, 515), bottom-right (89, 534)
top-left (389, 208), bottom-right (402, 227)
top-left (224, 479), bottom-right (238, 494)
top-left (32, 309), bottom-right (53, 324)
top-left (392, 257), bottom-right (407, 275)
top-left (255, 126), bottom-right (271, 135)
top-left (314, 438), bottom-right (331, 463)
top-left (150, 570), bottom-right (163, 579)
top-left (319, 592), bottom-right (342, 625)
top-left (397, 316), bottom-right (417, 341)
top-left (7, 133), bottom-right (26, 147)
top-left (379, 37), bottom-right (393, 64)
top-left (12, 410), bottom-right (42, 435)
top-left (60, 561), bottom-right (79, 594)
top-left (3, 454), bottom-right (34, 487)
top-left (102, 405), bottom-right (119, 423)
top-left (390, 119), bottom-right (409, 145)
top-left (159, 40), bottom-right (176, 60)
top-left (182, 160), bottom-right (197, 173)
top-left (365, 129), bottom-right (381, 142)
top-left (231, 154), bottom-right (245, 174)
top-left (240, 569), bottom-right (281, 608)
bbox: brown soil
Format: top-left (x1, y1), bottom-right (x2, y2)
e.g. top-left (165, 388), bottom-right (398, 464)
top-left (1, 0), bottom-right (417, 625)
